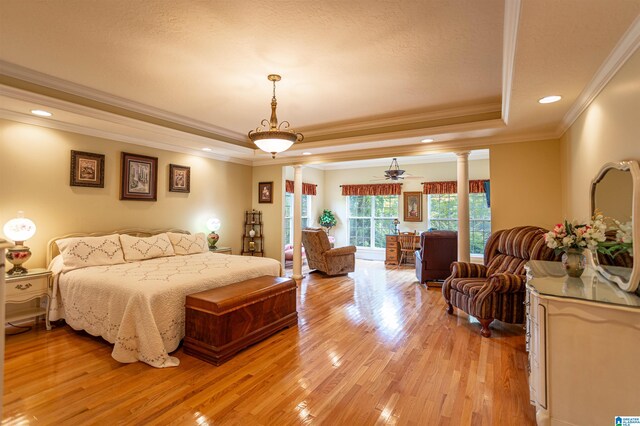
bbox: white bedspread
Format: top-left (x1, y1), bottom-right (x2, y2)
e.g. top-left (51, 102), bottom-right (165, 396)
top-left (49, 252), bottom-right (281, 368)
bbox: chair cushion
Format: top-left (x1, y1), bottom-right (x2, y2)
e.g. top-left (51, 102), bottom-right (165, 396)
top-left (449, 277), bottom-right (486, 297)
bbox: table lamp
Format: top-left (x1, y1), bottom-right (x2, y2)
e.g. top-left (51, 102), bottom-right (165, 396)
top-left (3, 211), bottom-right (37, 275)
top-left (393, 218), bottom-right (400, 234)
top-left (206, 217), bottom-right (221, 249)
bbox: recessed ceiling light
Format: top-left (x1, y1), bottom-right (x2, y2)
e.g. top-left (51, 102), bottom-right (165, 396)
top-left (538, 95), bottom-right (562, 104)
top-left (302, 152), bottom-right (312, 156)
top-left (31, 109), bottom-right (52, 117)
top-left (421, 138), bottom-right (434, 143)
top-left (202, 147), bottom-right (213, 152)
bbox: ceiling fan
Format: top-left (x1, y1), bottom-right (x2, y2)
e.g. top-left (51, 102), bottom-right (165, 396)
top-left (371, 158), bottom-right (423, 181)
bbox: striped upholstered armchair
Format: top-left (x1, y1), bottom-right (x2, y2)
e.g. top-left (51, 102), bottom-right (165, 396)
top-left (443, 226), bottom-right (558, 337)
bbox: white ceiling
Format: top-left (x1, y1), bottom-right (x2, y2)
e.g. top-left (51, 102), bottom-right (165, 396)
top-left (0, 0), bottom-right (639, 166)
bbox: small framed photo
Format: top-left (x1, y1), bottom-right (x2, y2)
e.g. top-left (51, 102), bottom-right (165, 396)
top-left (258, 181), bottom-right (273, 203)
top-left (70, 150), bottom-right (104, 188)
top-left (120, 152), bottom-right (158, 201)
top-left (403, 191), bottom-right (423, 222)
top-left (169, 164), bottom-right (190, 193)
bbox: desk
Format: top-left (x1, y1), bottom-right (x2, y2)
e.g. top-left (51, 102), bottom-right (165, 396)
top-left (385, 234), bottom-right (420, 266)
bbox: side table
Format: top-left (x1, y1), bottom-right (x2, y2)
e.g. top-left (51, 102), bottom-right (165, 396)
top-left (5, 268), bottom-right (52, 330)
top-left (209, 247), bottom-right (232, 255)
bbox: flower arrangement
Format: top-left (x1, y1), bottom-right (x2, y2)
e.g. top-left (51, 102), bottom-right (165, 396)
top-left (544, 213), bottom-right (607, 252)
top-left (598, 218), bottom-right (633, 259)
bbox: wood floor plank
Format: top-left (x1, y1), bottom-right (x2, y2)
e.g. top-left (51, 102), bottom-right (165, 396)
top-left (3, 260), bottom-right (535, 424)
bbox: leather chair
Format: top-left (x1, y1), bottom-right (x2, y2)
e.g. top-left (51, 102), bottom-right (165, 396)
top-left (415, 230), bottom-right (457, 284)
top-left (442, 226), bottom-right (558, 337)
top-left (301, 229), bottom-right (356, 276)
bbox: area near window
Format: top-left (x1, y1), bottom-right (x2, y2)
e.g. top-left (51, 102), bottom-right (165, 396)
top-left (427, 193), bottom-right (491, 255)
top-left (347, 195), bottom-right (398, 248)
top-left (284, 193), bottom-right (310, 245)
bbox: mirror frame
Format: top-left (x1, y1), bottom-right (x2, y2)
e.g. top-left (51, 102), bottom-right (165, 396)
top-left (590, 160), bottom-right (640, 293)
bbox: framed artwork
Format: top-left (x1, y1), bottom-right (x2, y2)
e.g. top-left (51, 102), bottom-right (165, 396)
top-left (169, 164), bottom-right (190, 193)
top-left (120, 152), bottom-right (158, 201)
top-left (258, 181), bottom-right (273, 203)
top-left (403, 191), bottom-right (423, 222)
top-left (70, 150), bottom-right (105, 188)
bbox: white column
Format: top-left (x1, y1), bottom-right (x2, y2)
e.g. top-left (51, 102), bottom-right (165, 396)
top-left (292, 165), bottom-right (303, 280)
top-left (456, 151), bottom-right (471, 262)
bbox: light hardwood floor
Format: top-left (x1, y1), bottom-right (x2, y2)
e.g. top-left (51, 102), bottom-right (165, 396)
top-left (3, 260), bottom-right (535, 425)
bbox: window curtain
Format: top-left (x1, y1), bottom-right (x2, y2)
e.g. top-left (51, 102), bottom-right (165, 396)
top-left (341, 183), bottom-right (402, 196)
top-left (285, 180), bottom-right (317, 196)
top-left (422, 179), bottom-right (489, 195)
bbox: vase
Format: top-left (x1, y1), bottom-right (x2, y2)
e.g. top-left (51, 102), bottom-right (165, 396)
top-left (562, 248), bottom-right (586, 278)
top-left (249, 228), bottom-right (256, 238)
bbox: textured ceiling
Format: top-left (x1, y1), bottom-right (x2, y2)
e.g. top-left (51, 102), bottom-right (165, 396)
top-left (0, 0), bottom-right (639, 163)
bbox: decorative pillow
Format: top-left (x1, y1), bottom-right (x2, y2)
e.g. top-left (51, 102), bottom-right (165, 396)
top-left (119, 233), bottom-right (175, 262)
top-left (56, 234), bottom-right (125, 271)
top-left (167, 232), bottom-right (208, 255)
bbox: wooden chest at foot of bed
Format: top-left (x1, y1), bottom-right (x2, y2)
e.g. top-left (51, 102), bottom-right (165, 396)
top-left (184, 276), bottom-right (298, 365)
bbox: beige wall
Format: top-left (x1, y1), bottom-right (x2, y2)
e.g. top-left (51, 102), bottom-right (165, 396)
top-left (489, 139), bottom-right (562, 231)
top-left (0, 120), bottom-right (252, 268)
top-left (324, 157), bottom-right (490, 247)
top-left (251, 164), bottom-right (284, 261)
top-left (561, 48), bottom-right (640, 220)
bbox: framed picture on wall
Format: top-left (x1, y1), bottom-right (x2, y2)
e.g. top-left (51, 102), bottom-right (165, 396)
top-left (70, 150), bottom-right (105, 188)
top-left (258, 181), bottom-right (273, 203)
top-left (169, 164), bottom-right (190, 193)
top-left (403, 191), bottom-right (423, 222)
top-left (120, 152), bottom-right (158, 201)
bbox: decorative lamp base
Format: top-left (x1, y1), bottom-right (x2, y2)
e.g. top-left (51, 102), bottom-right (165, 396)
top-left (6, 246), bottom-right (32, 275)
top-left (207, 232), bottom-right (220, 249)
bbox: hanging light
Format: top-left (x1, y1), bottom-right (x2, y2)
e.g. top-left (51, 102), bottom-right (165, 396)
top-left (248, 74), bottom-right (303, 159)
top-left (384, 158), bottom-right (406, 180)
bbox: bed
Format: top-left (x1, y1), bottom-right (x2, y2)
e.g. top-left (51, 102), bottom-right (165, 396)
top-left (46, 229), bottom-right (282, 368)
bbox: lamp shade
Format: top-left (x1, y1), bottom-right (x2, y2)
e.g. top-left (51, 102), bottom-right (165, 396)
top-left (254, 138), bottom-right (294, 154)
top-left (3, 211), bottom-right (36, 243)
top-left (206, 217), bottom-right (221, 232)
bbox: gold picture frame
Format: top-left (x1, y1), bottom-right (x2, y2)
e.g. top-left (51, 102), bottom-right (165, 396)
top-left (403, 191), bottom-right (423, 222)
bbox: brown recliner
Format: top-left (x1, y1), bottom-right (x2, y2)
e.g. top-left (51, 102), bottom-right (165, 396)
top-left (442, 226), bottom-right (558, 337)
top-left (301, 229), bottom-right (356, 276)
top-left (415, 230), bottom-right (458, 284)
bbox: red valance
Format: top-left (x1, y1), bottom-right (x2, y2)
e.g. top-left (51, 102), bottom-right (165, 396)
top-left (422, 179), bottom-right (489, 194)
top-left (285, 180), bottom-right (317, 196)
top-left (341, 183), bottom-right (402, 196)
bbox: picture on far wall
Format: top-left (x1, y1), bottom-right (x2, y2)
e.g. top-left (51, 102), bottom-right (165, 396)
top-left (70, 150), bottom-right (105, 188)
top-left (258, 181), bottom-right (273, 203)
top-left (120, 152), bottom-right (158, 201)
top-left (403, 191), bottom-right (423, 222)
top-left (169, 164), bottom-right (190, 193)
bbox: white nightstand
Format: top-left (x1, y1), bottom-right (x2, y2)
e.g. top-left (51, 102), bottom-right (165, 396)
top-left (209, 247), bottom-right (232, 255)
top-left (5, 268), bottom-right (52, 330)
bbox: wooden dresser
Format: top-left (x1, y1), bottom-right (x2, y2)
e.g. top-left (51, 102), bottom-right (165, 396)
top-left (525, 261), bottom-right (640, 425)
top-left (385, 234), bottom-right (420, 265)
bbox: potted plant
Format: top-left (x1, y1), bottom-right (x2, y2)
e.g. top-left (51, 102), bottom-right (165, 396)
top-left (319, 209), bottom-right (337, 234)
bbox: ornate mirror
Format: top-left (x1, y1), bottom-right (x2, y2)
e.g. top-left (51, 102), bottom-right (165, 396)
top-left (590, 160), bottom-right (639, 293)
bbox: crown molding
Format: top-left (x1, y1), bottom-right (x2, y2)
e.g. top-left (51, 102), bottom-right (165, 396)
top-left (298, 102), bottom-right (501, 139)
top-left (0, 60), bottom-right (247, 142)
top-left (251, 130), bottom-right (559, 167)
top-left (501, 0), bottom-right (522, 125)
top-left (558, 14), bottom-right (640, 135)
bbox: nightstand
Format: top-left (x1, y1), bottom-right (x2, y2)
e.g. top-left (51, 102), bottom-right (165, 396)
top-left (209, 247), bottom-right (232, 255)
top-left (5, 268), bottom-right (52, 330)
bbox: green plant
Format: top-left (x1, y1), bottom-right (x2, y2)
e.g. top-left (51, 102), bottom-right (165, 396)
top-left (319, 209), bottom-right (337, 231)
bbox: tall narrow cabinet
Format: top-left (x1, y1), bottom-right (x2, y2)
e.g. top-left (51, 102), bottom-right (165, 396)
top-left (241, 210), bottom-right (264, 256)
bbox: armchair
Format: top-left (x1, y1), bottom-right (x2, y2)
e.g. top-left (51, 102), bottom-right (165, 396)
top-left (443, 226), bottom-right (558, 337)
top-left (301, 229), bottom-right (356, 276)
top-left (415, 230), bottom-right (457, 284)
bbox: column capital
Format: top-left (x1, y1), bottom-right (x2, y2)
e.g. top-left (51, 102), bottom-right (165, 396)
top-left (455, 151), bottom-right (470, 158)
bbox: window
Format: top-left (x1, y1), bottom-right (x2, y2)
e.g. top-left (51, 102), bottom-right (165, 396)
top-left (427, 193), bottom-right (491, 255)
top-left (284, 193), bottom-right (310, 245)
top-left (347, 195), bottom-right (398, 248)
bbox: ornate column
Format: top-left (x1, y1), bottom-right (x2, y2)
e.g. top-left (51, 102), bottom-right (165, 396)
top-left (456, 152), bottom-right (471, 262)
top-left (293, 165), bottom-right (303, 280)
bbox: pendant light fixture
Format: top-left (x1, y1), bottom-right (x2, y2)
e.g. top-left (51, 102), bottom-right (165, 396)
top-left (248, 74), bottom-right (303, 158)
